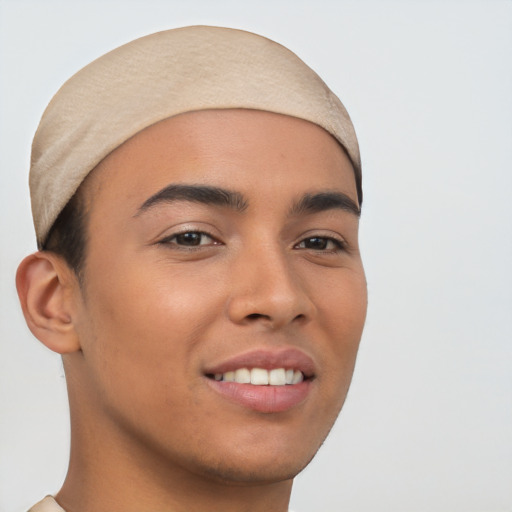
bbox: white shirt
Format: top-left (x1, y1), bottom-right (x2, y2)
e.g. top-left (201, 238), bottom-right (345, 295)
top-left (28, 497), bottom-right (65, 512)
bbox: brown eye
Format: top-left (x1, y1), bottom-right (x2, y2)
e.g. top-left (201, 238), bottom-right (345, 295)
top-left (296, 237), bottom-right (344, 251)
top-left (303, 237), bottom-right (328, 250)
top-left (175, 232), bottom-right (204, 246)
top-left (161, 231), bottom-right (217, 247)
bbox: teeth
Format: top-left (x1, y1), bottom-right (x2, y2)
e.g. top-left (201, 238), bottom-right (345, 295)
top-left (212, 367), bottom-right (304, 385)
top-left (235, 368), bottom-right (251, 384)
top-left (292, 370), bottom-right (304, 384)
top-left (269, 368), bottom-right (286, 386)
top-left (223, 371), bottom-right (236, 382)
top-left (251, 368), bottom-right (269, 385)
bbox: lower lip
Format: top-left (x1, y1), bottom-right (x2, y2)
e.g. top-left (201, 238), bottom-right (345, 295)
top-left (206, 379), bottom-right (312, 413)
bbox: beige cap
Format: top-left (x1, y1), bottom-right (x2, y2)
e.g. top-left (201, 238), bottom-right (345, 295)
top-left (30, 25), bottom-right (361, 246)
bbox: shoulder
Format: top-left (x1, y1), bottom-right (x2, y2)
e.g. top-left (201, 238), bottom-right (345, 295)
top-left (27, 496), bottom-right (65, 512)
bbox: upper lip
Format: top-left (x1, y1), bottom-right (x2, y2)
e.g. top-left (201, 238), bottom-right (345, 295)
top-left (204, 347), bottom-right (316, 378)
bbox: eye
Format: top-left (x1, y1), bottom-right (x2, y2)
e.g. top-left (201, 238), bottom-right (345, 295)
top-left (160, 231), bottom-right (219, 247)
top-left (295, 236), bottom-right (345, 252)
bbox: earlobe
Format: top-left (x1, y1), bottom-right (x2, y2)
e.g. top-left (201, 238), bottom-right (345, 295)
top-left (16, 251), bottom-right (82, 354)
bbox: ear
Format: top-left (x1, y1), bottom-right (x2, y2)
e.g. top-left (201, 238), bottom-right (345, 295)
top-left (16, 251), bottom-right (82, 354)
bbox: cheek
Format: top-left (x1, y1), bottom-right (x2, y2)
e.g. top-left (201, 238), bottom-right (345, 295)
top-left (314, 269), bottom-right (367, 390)
top-left (78, 262), bottom-right (226, 412)
top-left (316, 266), bottom-right (367, 336)
top-left (86, 256), bottom-right (224, 341)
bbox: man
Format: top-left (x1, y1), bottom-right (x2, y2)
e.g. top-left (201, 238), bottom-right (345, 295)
top-left (16, 26), bottom-right (367, 512)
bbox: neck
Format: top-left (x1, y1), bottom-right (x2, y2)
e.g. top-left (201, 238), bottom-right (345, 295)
top-left (58, 381), bottom-right (293, 512)
top-left (58, 461), bottom-right (292, 512)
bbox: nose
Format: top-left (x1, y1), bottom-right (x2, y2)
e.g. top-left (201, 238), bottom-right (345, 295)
top-left (226, 244), bottom-right (316, 330)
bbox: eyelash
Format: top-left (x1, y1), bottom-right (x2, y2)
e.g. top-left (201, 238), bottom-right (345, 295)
top-left (294, 236), bottom-right (346, 252)
top-left (159, 230), bottom-right (219, 248)
top-left (159, 230), bottom-right (346, 253)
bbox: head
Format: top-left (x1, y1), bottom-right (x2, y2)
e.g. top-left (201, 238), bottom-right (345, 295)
top-left (17, 27), bottom-right (366, 487)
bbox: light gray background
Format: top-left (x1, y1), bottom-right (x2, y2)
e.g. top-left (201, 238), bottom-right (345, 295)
top-left (1, 1), bottom-right (511, 511)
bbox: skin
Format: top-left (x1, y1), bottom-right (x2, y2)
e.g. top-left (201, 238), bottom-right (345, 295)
top-left (17, 109), bottom-right (367, 512)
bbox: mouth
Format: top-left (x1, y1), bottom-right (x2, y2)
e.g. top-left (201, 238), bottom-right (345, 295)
top-left (203, 348), bottom-right (316, 413)
top-left (206, 367), bottom-right (307, 385)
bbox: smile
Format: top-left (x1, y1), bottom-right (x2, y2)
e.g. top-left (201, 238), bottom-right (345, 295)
top-left (204, 348), bottom-right (315, 413)
top-left (210, 367), bottom-right (304, 385)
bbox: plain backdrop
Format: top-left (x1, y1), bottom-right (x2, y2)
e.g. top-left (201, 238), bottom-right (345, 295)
top-left (0, 1), bottom-right (511, 511)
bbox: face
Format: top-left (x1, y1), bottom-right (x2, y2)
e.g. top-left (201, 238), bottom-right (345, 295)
top-left (69, 109), bottom-right (367, 484)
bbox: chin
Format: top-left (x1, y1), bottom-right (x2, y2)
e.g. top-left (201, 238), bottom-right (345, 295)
top-left (179, 426), bottom-right (329, 487)
top-left (192, 452), bottom-right (315, 486)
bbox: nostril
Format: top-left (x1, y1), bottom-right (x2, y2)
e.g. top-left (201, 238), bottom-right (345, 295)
top-left (246, 313), bottom-right (269, 321)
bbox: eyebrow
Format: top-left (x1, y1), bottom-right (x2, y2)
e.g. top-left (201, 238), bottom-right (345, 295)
top-left (136, 184), bottom-right (248, 214)
top-left (290, 191), bottom-right (361, 217)
top-left (136, 184), bottom-right (359, 218)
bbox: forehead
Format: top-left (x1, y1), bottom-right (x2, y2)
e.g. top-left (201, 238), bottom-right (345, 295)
top-left (82, 109), bottom-right (357, 212)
